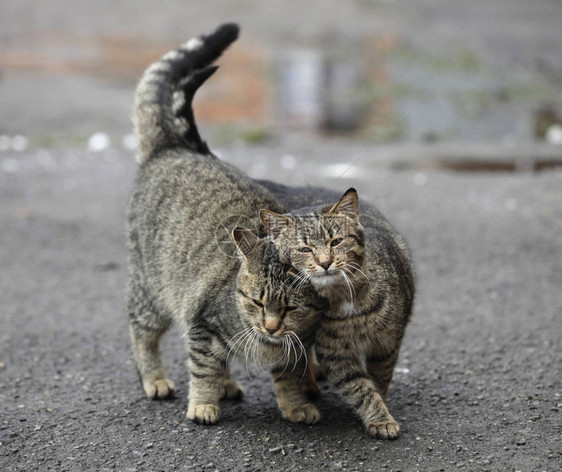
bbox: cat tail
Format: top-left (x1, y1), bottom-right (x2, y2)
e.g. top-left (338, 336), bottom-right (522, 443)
top-left (133, 23), bottom-right (239, 164)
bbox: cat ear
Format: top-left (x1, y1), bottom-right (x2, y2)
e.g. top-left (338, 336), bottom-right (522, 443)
top-left (232, 227), bottom-right (260, 257)
top-left (259, 210), bottom-right (292, 239)
top-left (328, 188), bottom-right (359, 218)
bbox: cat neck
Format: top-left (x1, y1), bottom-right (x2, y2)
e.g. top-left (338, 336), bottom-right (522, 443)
top-left (313, 263), bottom-right (377, 317)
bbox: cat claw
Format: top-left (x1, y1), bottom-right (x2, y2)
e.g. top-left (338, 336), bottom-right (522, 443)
top-left (367, 419), bottom-right (400, 439)
top-left (143, 378), bottom-right (176, 399)
top-left (283, 404), bottom-right (322, 425)
top-left (187, 403), bottom-right (220, 425)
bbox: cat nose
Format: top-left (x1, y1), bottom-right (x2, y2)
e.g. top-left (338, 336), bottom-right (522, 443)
top-left (319, 260), bottom-right (332, 270)
top-left (264, 318), bottom-right (280, 335)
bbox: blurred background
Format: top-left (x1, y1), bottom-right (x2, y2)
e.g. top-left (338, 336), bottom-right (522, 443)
top-left (2, 0), bottom-right (562, 176)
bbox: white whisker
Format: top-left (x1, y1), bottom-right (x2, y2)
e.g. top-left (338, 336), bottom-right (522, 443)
top-left (340, 270), bottom-right (355, 303)
top-left (289, 331), bottom-right (309, 381)
top-left (243, 331), bottom-right (257, 380)
top-left (226, 326), bottom-right (254, 365)
top-left (346, 262), bottom-right (371, 287)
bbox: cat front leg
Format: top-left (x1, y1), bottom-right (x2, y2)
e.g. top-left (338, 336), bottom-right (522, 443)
top-left (300, 347), bottom-right (323, 400)
top-left (271, 360), bottom-right (321, 425)
top-left (366, 349), bottom-right (400, 401)
top-left (316, 337), bottom-right (400, 439)
top-left (185, 328), bottom-right (227, 425)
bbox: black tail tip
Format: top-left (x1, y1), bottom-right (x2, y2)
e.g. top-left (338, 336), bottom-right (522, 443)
top-left (213, 23), bottom-right (240, 43)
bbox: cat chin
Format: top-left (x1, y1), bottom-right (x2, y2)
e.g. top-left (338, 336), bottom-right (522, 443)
top-left (260, 333), bottom-right (284, 344)
top-left (310, 271), bottom-right (342, 288)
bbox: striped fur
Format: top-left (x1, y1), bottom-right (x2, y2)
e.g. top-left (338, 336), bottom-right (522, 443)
top-left (127, 25), bottom-right (327, 426)
top-left (133, 23), bottom-right (239, 163)
top-left (259, 185), bottom-right (415, 439)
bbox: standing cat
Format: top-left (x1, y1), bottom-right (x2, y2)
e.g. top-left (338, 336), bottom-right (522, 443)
top-left (126, 24), bottom-right (327, 425)
top-left (259, 185), bottom-right (415, 439)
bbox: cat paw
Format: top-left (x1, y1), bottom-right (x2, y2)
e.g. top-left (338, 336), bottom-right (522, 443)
top-left (283, 403), bottom-right (322, 425)
top-left (187, 403), bottom-right (220, 425)
top-left (143, 378), bottom-right (176, 399)
top-left (222, 379), bottom-right (245, 400)
top-left (367, 418), bottom-right (400, 440)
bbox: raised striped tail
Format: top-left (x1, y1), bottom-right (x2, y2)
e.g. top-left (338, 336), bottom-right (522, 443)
top-left (133, 23), bottom-right (239, 164)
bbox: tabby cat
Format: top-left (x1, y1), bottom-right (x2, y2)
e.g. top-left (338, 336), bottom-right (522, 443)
top-left (126, 24), bottom-right (327, 425)
top-left (259, 186), bottom-right (415, 439)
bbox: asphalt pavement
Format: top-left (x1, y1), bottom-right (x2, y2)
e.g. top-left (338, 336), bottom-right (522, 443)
top-left (0, 148), bottom-right (560, 471)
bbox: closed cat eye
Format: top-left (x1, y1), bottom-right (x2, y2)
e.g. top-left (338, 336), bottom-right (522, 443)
top-left (284, 306), bottom-right (298, 313)
top-left (299, 247), bottom-right (313, 253)
top-left (253, 299), bottom-right (264, 307)
top-left (330, 238), bottom-right (344, 247)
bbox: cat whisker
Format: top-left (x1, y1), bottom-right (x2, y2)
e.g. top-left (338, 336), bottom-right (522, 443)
top-left (288, 331), bottom-right (308, 381)
top-left (342, 266), bottom-right (365, 291)
top-left (296, 272), bottom-right (312, 293)
top-left (280, 336), bottom-right (291, 375)
top-left (227, 326), bottom-right (254, 360)
top-left (345, 262), bottom-right (371, 287)
top-left (273, 335), bottom-right (292, 379)
top-left (290, 269), bottom-right (311, 293)
top-left (226, 326), bottom-right (254, 365)
top-left (288, 336), bottom-right (299, 373)
top-left (243, 330), bottom-right (259, 381)
top-left (289, 271), bottom-right (305, 290)
top-left (340, 270), bottom-right (355, 303)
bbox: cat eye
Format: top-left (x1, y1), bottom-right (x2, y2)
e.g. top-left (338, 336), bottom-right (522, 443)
top-left (299, 247), bottom-right (313, 253)
top-left (284, 306), bottom-right (298, 313)
top-left (330, 238), bottom-right (344, 247)
top-left (252, 299), bottom-right (264, 308)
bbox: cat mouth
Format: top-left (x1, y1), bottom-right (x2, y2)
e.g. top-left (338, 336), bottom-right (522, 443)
top-left (312, 269), bottom-right (341, 278)
top-left (310, 269), bottom-right (343, 287)
top-left (259, 332), bottom-right (284, 344)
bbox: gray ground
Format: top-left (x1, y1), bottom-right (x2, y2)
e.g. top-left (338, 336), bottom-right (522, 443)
top-left (1, 148), bottom-right (561, 471)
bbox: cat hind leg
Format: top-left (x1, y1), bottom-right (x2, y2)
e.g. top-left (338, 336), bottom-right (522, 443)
top-left (129, 323), bottom-right (176, 400)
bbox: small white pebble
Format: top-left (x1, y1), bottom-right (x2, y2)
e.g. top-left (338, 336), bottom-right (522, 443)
top-left (322, 163), bottom-right (359, 179)
top-left (546, 124), bottom-right (562, 145)
top-left (88, 132), bottom-right (111, 152)
top-left (11, 135), bottom-right (28, 152)
top-left (280, 154), bottom-right (297, 170)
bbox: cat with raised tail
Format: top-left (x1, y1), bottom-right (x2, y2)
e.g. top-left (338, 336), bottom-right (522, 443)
top-left (259, 186), bottom-right (415, 439)
top-left (127, 24), bottom-right (327, 426)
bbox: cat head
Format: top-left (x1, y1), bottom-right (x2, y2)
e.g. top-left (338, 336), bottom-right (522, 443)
top-left (259, 188), bottom-right (365, 291)
top-left (231, 227), bottom-right (328, 343)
